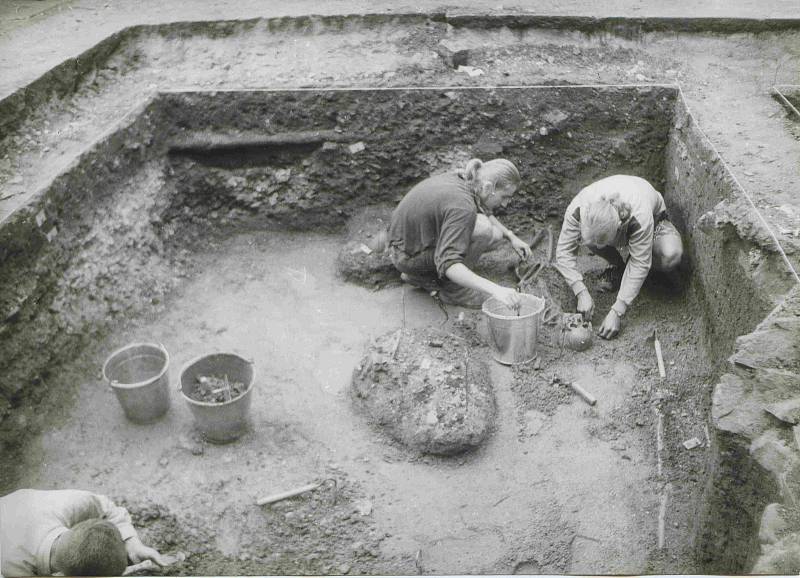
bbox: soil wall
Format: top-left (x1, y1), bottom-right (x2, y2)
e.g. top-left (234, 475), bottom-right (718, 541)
top-left (159, 87), bottom-right (674, 231)
top-left (665, 96), bottom-right (798, 572)
top-left (0, 98), bottom-right (172, 460)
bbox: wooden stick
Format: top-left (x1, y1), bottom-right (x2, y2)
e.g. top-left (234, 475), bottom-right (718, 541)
top-left (223, 374), bottom-right (232, 402)
top-left (569, 380), bottom-right (597, 406)
top-left (256, 481), bottom-right (322, 506)
top-left (656, 409), bottom-right (664, 477)
top-left (169, 129), bottom-right (354, 152)
top-left (657, 484), bottom-right (671, 549)
top-left (654, 332), bottom-right (666, 378)
top-left (546, 226), bottom-right (556, 264)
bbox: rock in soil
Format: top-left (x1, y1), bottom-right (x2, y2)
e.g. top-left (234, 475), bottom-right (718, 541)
top-left (351, 328), bottom-right (496, 455)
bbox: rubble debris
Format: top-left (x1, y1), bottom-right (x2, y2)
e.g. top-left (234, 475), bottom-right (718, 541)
top-left (189, 374), bottom-right (246, 403)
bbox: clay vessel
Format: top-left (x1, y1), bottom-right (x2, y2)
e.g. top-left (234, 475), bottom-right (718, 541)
top-left (564, 318), bottom-right (593, 351)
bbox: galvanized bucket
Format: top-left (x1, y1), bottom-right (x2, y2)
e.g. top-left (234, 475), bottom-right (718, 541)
top-left (482, 293), bottom-right (545, 365)
top-left (179, 353), bottom-right (255, 443)
top-left (102, 342), bottom-right (171, 423)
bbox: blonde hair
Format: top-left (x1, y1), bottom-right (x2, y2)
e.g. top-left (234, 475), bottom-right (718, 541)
top-left (581, 193), bottom-right (631, 246)
top-left (463, 158), bottom-right (521, 194)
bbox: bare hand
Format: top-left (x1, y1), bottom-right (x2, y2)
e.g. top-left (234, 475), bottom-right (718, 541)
top-left (126, 537), bottom-right (168, 567)
top-left (597, 310), bottom-right (621, 339)
top-left (576, 290), bottom-right (594, 321)
top-left (493, 286), bottom-right (522, 311)
top-left (510, 237), bottom-right (532, 260)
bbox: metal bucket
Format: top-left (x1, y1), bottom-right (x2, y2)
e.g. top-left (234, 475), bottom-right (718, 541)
top-left (482, 293), bottom-right (545, 365)
top-left (179, 353), bottom-right (255, 443)
top-left (102, 342), bottom-right (170, 423)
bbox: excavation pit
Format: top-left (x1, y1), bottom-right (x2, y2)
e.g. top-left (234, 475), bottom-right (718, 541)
top-left (0, 86), bottom-right (793, 574)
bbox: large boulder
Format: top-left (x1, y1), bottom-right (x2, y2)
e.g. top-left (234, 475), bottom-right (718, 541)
top-left (351, 328), bottom-right (496, 455)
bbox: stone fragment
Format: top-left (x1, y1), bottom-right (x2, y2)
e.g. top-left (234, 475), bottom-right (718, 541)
top-left (750, 430), bottom-right (797, 477)
top-left (457, 65), bottom-right (484, 77)
top-left (765, 397), bottom-right (800, 424)
top-left (682, 437), bottom-right (702, 450)
top-left (759, 503), bottom-right (788, 544)
top-left (348, 142), bottom-right (366, 154)
top-left (436, 41), bottom-right (470, 68)
top-left (733, 319), bottom-right (800, 373)
top-left (355, 499), bottom-right (373, 516)
top-left (753, 533), bottom-right (800, 574)
top-left (712, 373), bottom-right (769, 438)
top-left (542, 110), bottom-right (569, 127)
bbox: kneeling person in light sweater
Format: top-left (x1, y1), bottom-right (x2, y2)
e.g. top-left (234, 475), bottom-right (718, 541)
top-left (1, 488), bottom-right (167, 577)
top-left (555, 175), bottom-right (683, 339)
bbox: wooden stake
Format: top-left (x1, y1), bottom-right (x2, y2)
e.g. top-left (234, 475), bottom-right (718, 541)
top-left (657, 483), bottom-right (671, 549)
top-left (654, 331), bottom-right (666, 378)
top-left (256, 481), bottom-right (323, 506)
top-left (390, 330), bottom-right (403, 359)
top-left (656, 409), bottom-right (664, 477)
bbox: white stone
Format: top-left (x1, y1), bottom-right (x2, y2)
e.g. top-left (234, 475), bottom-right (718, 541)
top-left (759, 503), bottom-right (788, 544)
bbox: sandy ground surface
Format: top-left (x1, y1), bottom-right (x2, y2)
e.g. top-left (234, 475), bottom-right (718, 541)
top-left (1, 0), bottom-right (798, 100)
top-left (8, 231), bottom-right (715, 574)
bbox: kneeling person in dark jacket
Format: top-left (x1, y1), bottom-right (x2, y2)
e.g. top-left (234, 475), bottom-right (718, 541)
top-left (389, 158), bottom-right (531, 309)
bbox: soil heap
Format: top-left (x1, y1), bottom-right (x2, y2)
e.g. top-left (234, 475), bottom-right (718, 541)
top-left (351, 328), bottom-right (496, 455)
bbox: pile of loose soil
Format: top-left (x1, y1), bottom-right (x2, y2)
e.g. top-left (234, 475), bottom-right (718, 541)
top-left (188, 375), bottom-right (247, 403)
top-left (119, 477), bottom-right (383, 576)
top-left (351, 327), bottom-right (496, 455)
top-left (336, 205), bottom-right (397, 288)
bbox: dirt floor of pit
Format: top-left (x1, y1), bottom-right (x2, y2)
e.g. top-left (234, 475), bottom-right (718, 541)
top-left (4, 230), bottom-right (718, 574)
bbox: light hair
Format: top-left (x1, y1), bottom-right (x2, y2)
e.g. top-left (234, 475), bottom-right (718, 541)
top-left (463, 158), bottom-right (521, 194)
top-left (581, 193), bottom-right (631, 247)
top-left (59, 519), bottom-right (128, 577)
